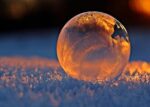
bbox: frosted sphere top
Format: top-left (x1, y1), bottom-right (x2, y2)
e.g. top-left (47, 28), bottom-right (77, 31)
top-left (57, 11), bottom-right (130, 82)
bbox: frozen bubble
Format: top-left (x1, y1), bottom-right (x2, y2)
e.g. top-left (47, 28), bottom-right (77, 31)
top-left (57, 11), bottom-right (130, 82)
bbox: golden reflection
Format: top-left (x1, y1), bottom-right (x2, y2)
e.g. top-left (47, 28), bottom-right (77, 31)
top-left (125, 61), bottom-right (150, 75)
top-left (57, 12), bottom-right (130, 82)
top-left (121, 61), bottom-right (150, 83)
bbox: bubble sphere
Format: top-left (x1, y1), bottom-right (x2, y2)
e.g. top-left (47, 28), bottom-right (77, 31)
top-left (57, 11), bottom-right (130, 82)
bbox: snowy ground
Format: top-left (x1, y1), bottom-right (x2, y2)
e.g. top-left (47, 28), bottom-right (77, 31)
top-left (0, 28), bottom-right (150, 107)
top-left (0, 57), bottom-right (150, 107)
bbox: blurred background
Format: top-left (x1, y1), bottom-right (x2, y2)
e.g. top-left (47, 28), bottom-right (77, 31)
top-left (0, 0), bottom-right (150, 61)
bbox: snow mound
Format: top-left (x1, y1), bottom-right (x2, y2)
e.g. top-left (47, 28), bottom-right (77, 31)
top-left (0, 57), bottom-right (150, 107)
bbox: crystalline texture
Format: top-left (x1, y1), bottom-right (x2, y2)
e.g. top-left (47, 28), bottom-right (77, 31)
top-left (57, 11), bottom-right (130, 82)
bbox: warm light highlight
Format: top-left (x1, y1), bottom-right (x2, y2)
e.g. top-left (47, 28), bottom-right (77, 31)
top-left (125, 61), bottom-right (150, 75)
top-left (130, 0), bottom-right (150, 16)
top-left (121, 61), bottom-right (150, 83)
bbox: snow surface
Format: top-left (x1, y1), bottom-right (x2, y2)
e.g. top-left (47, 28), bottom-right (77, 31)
top-left (0, 57), bottom-right (150, 107)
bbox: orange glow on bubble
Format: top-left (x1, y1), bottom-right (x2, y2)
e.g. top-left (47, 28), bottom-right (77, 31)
top-left (57, 12), bottom-right (130, 82)
top-left (130, 0), bottom-right (150, 16)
